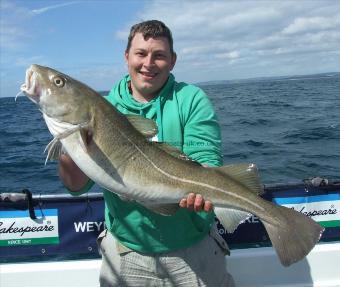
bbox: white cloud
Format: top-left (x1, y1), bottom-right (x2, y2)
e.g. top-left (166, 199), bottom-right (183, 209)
top-left (0, 0), bottom-right (90, 97)
top-left (65, 64), bottom-right (127, 92)
top-left (0, 1), bottom-right (80, 52)
top-left (15, 56), bottom-right (48, 67)
top-left (215, 51), bottom-right (240, 60)
top-left (0, 1), bottom-right (32, 50)
top-left (31, 1), bottom-right (80, 15)
top-left (282, 15), bottom-right (340, 35)
top-left (117, 0), bottom-right (340, 82)
top-left (2, 0), bottom-right (340, 98)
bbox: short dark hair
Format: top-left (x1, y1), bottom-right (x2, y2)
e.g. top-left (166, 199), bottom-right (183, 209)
top-left (126, 20), bottom-right (174, 54)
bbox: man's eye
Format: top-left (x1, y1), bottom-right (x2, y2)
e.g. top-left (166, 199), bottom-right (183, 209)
top-left (156, 54), bottom-right (166, 59)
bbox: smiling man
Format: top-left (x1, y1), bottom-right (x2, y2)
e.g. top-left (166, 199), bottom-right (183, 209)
top-left (124, 31), bottom-right (177, 103)
top-left (59, 20), bottom-right (234, 286)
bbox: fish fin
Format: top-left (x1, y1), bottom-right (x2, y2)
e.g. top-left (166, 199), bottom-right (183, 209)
top-left (214, 206), bottom-right (252, 233)
top-left (44, 122), bottom-right (90, 161)
top-left (44, 137), bottom-right (63, 164)
top-left (154, 142), bottom-right (201, 165)
top-left (216, 163), bottom-right (264, 195)
top-left (262, 204), bottom-right (324, 266)
top-left (126, 115), bottom-right (158, 138)
top-left (148, 203), bottom-right (179, 216)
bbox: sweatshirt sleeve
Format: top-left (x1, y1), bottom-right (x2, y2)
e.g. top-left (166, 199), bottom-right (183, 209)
top-left (181, 88), bottom-right (223, 167)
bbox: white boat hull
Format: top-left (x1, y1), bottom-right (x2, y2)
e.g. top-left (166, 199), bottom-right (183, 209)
top-left (2, 242), bottom-right (340, 287)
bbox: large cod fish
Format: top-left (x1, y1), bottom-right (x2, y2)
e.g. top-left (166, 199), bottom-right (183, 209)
top-left (20, 64), bottom-right (324, 266)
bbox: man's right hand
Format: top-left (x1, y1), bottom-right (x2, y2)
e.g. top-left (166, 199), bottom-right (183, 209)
top-left (179, 193), bottom-right (213, 212)
top-left (59, 154), bottom-right (89, 192)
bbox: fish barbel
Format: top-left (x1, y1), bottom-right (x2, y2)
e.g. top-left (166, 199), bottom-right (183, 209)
top-left (20, 64), bottom-right (324, 266)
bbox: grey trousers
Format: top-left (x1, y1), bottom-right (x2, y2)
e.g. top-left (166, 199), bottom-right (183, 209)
top-left (97, 227), bottom-right (235, 287)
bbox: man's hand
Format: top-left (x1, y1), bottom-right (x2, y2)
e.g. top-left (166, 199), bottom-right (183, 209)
top-left (179, 193), bottom-right (213, 212)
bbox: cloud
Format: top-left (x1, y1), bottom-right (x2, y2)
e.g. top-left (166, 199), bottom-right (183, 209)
top-left (0, 1), bottom-right (80, 52)
top-left (215, 51), bottom-right (240, 60)
top-left (15, 55), bottom-right (48, 67)
top-left (282, 15), bottom-right (340, 35)
top-left (62, 64), bottom-right (127, 92)
top-left (31, 1), bottom-right (80, 15)
top-left (117, 0), bottom-right (340, 81)
top-left (0, 1), bottom-right (32, 51)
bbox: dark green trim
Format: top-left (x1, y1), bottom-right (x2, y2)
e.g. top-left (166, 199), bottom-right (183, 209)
top-left (68, 179), bottom-right (94, 196)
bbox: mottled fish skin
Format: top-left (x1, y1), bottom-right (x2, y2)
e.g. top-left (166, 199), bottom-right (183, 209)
top-left (21, 64), bottom-right (324, 267)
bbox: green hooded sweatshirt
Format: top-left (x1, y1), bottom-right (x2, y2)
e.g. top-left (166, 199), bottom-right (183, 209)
top-left (77, 74), bottom-right (223, 253)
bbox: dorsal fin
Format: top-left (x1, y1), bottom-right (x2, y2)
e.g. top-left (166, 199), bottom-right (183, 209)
top-left (126, 115), bottom-right (158, 138)
top-left (216, 163), bottom-right (264, 195)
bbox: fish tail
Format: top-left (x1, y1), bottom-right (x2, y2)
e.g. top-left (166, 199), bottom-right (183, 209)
top-left (263, 205), bottom-right (324, 267)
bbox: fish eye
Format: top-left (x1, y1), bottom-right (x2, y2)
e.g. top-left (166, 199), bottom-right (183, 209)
top-left (53, 76), bottom-right (65, 87)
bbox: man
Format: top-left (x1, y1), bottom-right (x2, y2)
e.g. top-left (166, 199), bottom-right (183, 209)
top-left (59, 20), bottom-right (234, 286)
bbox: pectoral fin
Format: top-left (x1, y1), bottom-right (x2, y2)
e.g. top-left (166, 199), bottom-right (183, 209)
top-left (44, 138), bottom-right (63, 164)
top-left (126, 115), bottom-right (158, 138)
top-left (44, 121), bottom-right (90, 164)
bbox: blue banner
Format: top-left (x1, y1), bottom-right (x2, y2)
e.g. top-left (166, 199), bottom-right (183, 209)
top-left (1, 181), bottom-right (340, 262)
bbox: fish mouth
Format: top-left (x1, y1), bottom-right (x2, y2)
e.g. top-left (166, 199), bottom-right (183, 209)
top-left (20, 65), bottom-right (41, 104)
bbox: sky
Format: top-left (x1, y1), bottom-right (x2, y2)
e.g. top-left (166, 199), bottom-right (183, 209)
top-left (1, 0), bottom-right (340, 97)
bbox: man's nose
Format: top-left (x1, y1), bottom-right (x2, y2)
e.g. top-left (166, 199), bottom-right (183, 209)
top-left (143, 54), bottom-right (155, 67)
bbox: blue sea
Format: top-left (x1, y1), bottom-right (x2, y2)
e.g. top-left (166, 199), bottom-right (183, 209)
top-left (0, 74), bottom-right (339, 194)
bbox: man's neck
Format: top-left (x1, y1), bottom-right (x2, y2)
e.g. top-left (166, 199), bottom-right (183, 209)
top-left (128, 82), bottom-right (156, 103)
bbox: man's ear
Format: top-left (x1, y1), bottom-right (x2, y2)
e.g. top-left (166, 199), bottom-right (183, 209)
top-left (124, 51), bottom-right (129, 64)
top-left (170, 53), bottom-right (177, 71)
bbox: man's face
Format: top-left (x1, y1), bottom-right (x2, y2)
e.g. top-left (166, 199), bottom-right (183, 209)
top-left (125, 33), bottom-right (176, 102)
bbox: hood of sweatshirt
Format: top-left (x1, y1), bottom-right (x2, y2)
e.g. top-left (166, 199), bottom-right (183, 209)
top-left (106, 74), bottom-right (175, 141)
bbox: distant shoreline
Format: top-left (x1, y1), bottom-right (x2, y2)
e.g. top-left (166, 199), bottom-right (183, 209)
top-left (197, 72), bottom-right (340, 86)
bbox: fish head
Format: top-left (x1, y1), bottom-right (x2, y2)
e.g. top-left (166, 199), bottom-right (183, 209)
top-left (20, 64), bottom-right (92, 124)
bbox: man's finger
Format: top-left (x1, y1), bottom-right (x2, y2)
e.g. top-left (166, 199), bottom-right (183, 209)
top-left (186, 193), bottom-right (195, 210)
top-left (179, 198), bottom-right (187, 208)
top-left (194, 194), bottom-right (203, 212)
top-left (203, 200), bottom-right (213, 212)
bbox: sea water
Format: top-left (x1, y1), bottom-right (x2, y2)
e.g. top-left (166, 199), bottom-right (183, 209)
top-left (0, 75), bottom-right (339, 194)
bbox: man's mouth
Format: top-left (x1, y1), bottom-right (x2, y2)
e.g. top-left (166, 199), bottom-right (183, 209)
top-left (139, 71), bottom-right (158, 79)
